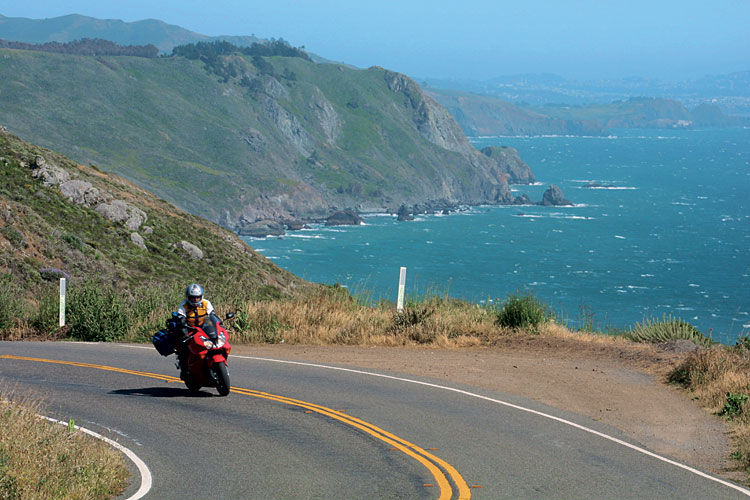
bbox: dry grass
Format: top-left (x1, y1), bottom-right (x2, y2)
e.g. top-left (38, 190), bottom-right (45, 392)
top-left (0, 393), bottom-right (128, 500)
top-left (230, 293), bottom-right (500, 347)
top-left (670, 346), bottom-right (750, 474)
top-left (227, 293), bottom-right (750, 481)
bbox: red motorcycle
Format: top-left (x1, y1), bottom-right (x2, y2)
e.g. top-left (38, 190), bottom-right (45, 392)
top-left (153, 312), bottom-right (234, 396)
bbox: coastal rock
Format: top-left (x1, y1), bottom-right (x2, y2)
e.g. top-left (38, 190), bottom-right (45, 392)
top-left (237, 219), bottom-right (286, 237)
top-left (582, 181), bottom-right (615, 189)
top-left (284, 220), bottom-right (307, 231)
top-left (396, 204), bottom-right (414, 221)
top-left (538, 185), bottom-right (573, 206)
top-left (481, 146), bottom-right (536, 185)
top-left (325, 209), bottom-right (363, 226)
top-left (512, 194), bottom-right (533, 205)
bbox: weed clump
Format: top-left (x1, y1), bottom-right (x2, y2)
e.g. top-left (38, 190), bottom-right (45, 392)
top-left (495, 292), bottom-right (549, 330)
top-left (625, 315), bottom-right (712, 347)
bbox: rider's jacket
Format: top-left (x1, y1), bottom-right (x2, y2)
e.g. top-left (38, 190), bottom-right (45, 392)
top-left (177, 299), bottom-right (215, 327)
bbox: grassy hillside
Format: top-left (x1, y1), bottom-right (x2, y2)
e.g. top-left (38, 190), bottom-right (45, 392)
top-left (0, 46), bottom-right (522, 228)
top-left (0, 128), bottom-right (315, 340)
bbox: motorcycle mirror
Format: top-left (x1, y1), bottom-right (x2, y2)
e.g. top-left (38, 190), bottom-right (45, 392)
top-left (225, 312), bottom-right (235, 320)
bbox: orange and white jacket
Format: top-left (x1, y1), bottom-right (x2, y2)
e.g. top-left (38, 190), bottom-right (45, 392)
top-left (177, 299), bottom-right (215, 327)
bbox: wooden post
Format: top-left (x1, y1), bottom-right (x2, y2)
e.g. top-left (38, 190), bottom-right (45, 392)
top-left (59, 278), bottom-right (66, 327)
top-left (397, 267), bottom-right (406, 312)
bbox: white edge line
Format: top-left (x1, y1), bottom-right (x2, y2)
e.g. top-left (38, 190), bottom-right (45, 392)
top-left (120, 344), bottom-right (750, 496)
top-left (40, 415), bottom-right (153, 500)
top-left (232, 354), bottom-right (750, 497)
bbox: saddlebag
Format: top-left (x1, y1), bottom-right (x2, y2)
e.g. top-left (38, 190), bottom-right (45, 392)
top-left (152, 329), bottom-right (176, 356)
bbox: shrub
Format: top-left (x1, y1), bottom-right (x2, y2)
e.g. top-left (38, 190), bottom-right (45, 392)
top-left (67, 280), bottom-right (129, 341)
top-left (721, 393), bottom-right (749, 419)
top-left (61, 233), bottom-right (83, 251)
top-left (0, 226), bottom-right (24, 248)
top-left (625, 315), bottom-right (712, 347)
top-left (31, 285), bottom-right (60, 335)
top-left (496, 292), bottom-right (548, 330)
top-left (0, 273), bottom-right (27, 332)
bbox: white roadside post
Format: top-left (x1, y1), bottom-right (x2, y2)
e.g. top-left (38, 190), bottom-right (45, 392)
top-left (397, 267), bottom-right (406, 312)
top-left (59, 278), bottom-right (66, 327)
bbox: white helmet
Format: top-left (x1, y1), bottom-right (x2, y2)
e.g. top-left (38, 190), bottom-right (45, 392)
top-left (185, 283), bottom-right (204, 306)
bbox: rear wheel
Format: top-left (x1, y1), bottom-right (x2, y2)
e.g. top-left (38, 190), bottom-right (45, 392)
top-left (211, 362), bottom-right (230, 396)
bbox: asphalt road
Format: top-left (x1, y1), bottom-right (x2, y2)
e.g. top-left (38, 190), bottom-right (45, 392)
top-left (0, 341), bottom-right (748, 500)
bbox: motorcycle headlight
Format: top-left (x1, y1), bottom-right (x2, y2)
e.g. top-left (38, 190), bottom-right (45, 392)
top-left (203, 338), bottom-right (224, 349)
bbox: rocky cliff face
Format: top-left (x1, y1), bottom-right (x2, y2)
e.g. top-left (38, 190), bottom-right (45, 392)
top-left (0, 49), bottom-right (538, 236)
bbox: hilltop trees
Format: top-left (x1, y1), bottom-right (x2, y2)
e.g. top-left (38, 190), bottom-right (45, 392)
top-left (0, 38), bottom-right (158, 58)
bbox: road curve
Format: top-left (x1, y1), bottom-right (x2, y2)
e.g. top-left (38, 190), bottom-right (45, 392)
top-left (0, 341), bottom-right (748, 500)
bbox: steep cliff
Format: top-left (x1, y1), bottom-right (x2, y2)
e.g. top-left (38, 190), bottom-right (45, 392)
top-left (0, 46), bottom-right (536, 234)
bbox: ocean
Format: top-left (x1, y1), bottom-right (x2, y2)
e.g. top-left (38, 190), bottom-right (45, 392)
top-left (244, 128), bottom-right (750, 345)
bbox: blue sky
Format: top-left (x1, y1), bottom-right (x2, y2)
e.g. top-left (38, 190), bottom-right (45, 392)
top-left (2, 1), bottom-right (749, 81)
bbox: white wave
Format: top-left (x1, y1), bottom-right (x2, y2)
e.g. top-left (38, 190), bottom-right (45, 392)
top-left (672, 202), bottom-right (695, 206)
top-left (578, 186), bottom-right (638, 190)
top-left (627, 285), bottom-right (649, 290)
top-left (689, 283), bottom-right (701, 287)
top-left (614, 235), bottom-right (626, 239)
top-left (287, 233), bottom-right (325, 239)
top-left (640, 274), bottom-right (655, 277)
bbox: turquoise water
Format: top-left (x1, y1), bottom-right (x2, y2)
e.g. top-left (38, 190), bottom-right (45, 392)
top-left (245, 129), bottom-right (750, 344)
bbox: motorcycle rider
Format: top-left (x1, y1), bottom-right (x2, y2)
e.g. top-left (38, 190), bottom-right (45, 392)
top-left (174, 283), bottom-right (220, 380)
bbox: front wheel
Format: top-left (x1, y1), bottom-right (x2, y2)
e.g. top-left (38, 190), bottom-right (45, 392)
top-left (211, 362), bottom-right (230, 396)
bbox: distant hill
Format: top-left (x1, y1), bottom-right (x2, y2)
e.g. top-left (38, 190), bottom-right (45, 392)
top-left (528, 97), bottom-right (746, 130)
top-left (427, 87), bottom-right (746, 137)
top-left (0, 13), bottom-right (262, 53)
top-left (422, 71), bottom-right (750, 118)
top-left (426, 87), bottom-right (607, 136)
top-left (0, 42), bottom-right (533, 234)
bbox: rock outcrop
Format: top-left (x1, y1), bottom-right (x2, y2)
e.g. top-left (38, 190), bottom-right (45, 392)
top-left (481, 146), bottom-right (536, 185)
top-left (512, 194), bottom-right (533, 205)
top-left (325, 209), bottom-right (363, 226)
top-left (237, 218), bottom-right (286, 238)
top-left (538, 185), bottom-right (573, 206)
top-left (396, 204), bottom-right (414, 221)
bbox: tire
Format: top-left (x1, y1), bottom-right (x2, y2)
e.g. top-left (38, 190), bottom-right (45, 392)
top-left (211, 362), bottom-right (230, 396)
top-left (185, 376), bottom-right (201, 394)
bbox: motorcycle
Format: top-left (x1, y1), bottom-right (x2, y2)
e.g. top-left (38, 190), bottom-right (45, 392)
top-left (153, 312), bottom-right (234, 396)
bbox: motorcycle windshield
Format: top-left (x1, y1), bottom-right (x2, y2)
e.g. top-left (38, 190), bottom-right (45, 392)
top-left (201, 315), bottom-right (218, 338)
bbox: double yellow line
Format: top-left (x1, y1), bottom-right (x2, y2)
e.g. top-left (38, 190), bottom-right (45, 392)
top-left (1, 355), bottom-right (471, 500)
